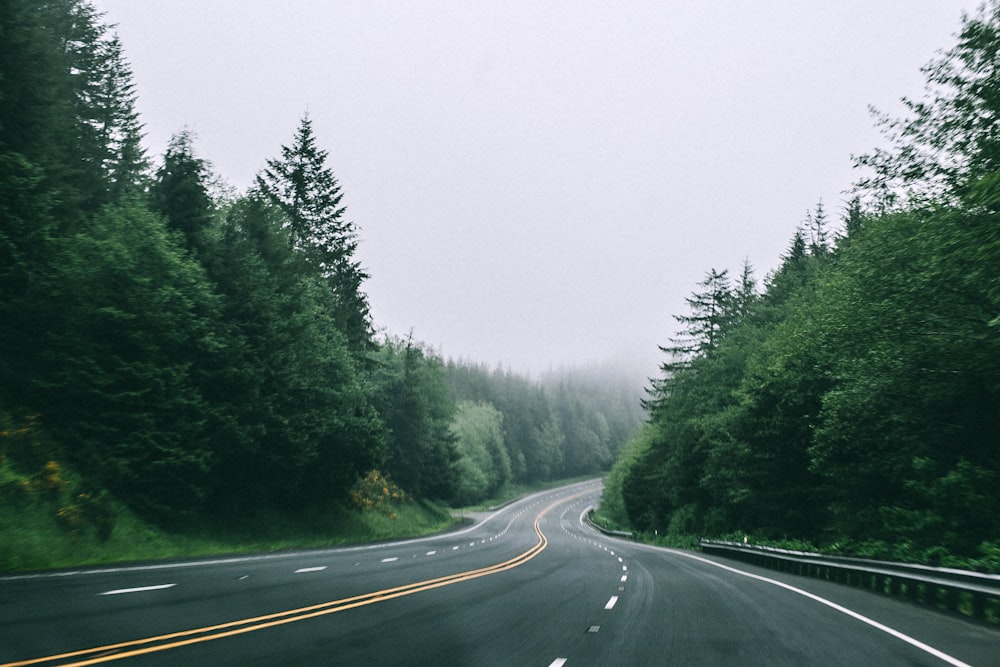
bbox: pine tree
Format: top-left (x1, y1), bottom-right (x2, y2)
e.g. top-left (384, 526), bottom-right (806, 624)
top-left (805, 200), bottom-right (830, 256)
top-left (89, 32), bottom-right (148, 201)
top-left (150, 131), bottom-right (214, 254)
top-left (661, 268), bottom-right (734, 363)
top-left (256, 114), bottom-right (372, 353)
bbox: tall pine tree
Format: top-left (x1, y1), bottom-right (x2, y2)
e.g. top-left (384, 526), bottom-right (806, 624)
top-left (256, 114), bottom-right (372, 354)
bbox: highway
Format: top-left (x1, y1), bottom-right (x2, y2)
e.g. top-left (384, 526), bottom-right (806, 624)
top-left (1, 480), bottom-right (998, 666)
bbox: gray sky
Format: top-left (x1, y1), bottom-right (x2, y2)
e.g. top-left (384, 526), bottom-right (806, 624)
top-left (93, 1), bottom-right (976, 379)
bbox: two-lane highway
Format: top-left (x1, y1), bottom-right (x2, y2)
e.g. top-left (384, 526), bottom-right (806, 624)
top-left (2, 480), bottom-right (998, 666)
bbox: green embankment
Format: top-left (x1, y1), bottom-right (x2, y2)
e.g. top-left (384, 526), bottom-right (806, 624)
top-left (0, 455), bottom-right (456, 573)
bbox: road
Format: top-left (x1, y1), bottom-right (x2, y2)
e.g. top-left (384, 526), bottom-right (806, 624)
top-left (1, 480), bottom-right (997, 666)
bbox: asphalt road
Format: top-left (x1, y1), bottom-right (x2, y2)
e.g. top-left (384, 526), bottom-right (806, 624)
top-left (2, 479), bottom-right (998, 666)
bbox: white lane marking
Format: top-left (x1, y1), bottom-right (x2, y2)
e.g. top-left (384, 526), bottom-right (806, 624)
top-left (621, 575), bottom-right (628, 582)
top-left (425, 551), bottom-right (437, 556)
top-left (548, 660), bottom-right (567, 667)
top-left (622, 565), bottom-right (627, 571)
top-left (667, 550), bottom-right (973, 667)
top-left (617, 557), bottom-right (623, 562)
top-left (294, 566), bottom-right (326, 573)
top-left (452, 546), bottom-right (460, 550)
top-left (605, 595), bottom-right (619, 610)
top-left (100, 584), bottom-right (175, 596)
top-left (380, 557), bottom-right (398, 563)
top-left (2, 482), bottom-right (609, 584)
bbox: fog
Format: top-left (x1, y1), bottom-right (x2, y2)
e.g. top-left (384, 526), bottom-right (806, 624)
top-left (92, 0), bottom-right (976, 380)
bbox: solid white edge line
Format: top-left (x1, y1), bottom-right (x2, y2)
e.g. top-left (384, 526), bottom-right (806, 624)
top-left (664, 549), bottom-right (973, 667)
top-left (99, 584), bottom-right (175, 596)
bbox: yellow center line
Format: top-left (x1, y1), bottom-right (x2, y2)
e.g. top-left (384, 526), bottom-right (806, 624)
top-left (3, 490), bottom-right (591, 667)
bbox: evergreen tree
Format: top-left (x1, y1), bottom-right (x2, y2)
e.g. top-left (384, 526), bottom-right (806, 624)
top-left (372, 336), bottom-right (458, 499)
top-left (206, 195), bottom-right (384, 509)
top-left (149, 131), bottom-right (214, 254)
top-left (256, 114), bottom-right (372, 353)
top-left (667, 268), bottom-right (734, 359)
top-left (34, 200), bottom-right (219, 519)
top-left (855, 0), bottom-right (1000, 205)
top-left (89, 32), bottom-right (148, 201)
top-left (805, 200), bottom-right (831, 256)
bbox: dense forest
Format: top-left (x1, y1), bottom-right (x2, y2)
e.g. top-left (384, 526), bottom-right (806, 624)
top-left (0, 0), bottom-right (641, 542)
top-left (602, 2), bottom-right (1000, 566)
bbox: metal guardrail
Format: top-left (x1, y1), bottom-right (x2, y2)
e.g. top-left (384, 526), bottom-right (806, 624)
top-left (584, 510), bottom-right (635, 540)
top-left (699, 539), bottom-right (1000, 625)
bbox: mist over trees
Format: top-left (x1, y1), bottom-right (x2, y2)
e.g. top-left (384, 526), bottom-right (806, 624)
top-left (0, 0), bottom-right (642, 532)
top-left (606, 2), bottom-right (1000, 564)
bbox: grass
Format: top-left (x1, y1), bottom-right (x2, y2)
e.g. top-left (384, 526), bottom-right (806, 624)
top-left (0, 486), bottom-right (457, 573)
top-left (0, 463), bottom-right (601, 574)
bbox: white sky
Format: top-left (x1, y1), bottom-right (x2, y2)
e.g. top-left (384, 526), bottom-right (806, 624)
top-left (92, 1), bottom-right (976, 380)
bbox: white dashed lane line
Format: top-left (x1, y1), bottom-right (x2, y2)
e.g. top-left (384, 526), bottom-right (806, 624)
top-left (99, 584), bottom-right (176, 596)
top-left (380, 557), bottom-right (398, 563)
top-left (605, 595), bottom-right (619, 610)
top-left (294, 566), bottom-right (326, 574)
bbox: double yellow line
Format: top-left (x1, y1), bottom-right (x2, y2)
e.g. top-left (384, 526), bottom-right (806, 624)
top-left (5, 491), bottom-right (584, 667)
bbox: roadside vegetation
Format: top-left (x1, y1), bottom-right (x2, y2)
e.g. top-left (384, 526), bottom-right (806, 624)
top-left (0, 1), bottom-right (642, 573)
top-left (601, 1), bottom-right (1000, 573)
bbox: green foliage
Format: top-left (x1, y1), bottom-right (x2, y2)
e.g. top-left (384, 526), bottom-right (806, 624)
top-left (443, 359), bottom-right (643, 490)
top-left (372, 337), bottom-right (459, 500)
top-left (856, 0), bottom-right (1000, 206)
top-left (256, 114), bottom-right (373, 354)
top-left (1, 0), bottom-right (640, 535)
top-left (31, 200), bottom-right (218, 519)
top-left (150, 131), bottom-right (215, 253)
top-left (617, 5), bottom-right (1000, 561)
top-left (598, 422), bottom-right (656, 529)
top-left (450, 401), bottom-right (511, 505)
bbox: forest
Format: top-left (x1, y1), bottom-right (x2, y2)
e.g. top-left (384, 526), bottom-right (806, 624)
top-left (0, 0), bottom-right (641, 555)
top-left (601, 1), bottom-right (1000, 568)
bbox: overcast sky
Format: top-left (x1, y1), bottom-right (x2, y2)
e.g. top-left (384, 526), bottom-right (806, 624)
top-left (92, 1), bottom-right (976, 380)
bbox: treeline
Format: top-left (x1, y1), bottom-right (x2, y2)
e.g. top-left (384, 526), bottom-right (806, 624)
top-left (445, 359), bottom-right (643, 504)
top-left (0, 0), bottom-right (640, 529)
top-left (606, 2), bottom-right (1000, 563)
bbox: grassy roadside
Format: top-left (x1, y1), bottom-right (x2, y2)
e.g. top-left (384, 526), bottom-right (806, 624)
top-left (0, 487), bottom-right (457, 573)
top-left (0, 473), bottom-right (601, 574)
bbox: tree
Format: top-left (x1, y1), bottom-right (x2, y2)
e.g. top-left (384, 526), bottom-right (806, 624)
top-left (149, 131), bottom-right (214, 254)
top-left (256, 114), bottom-right (372, 353)
top-left (205, 195), bottom-right (384, 509)
top-left (805, 200), bottom-right (831, 256)
top-left (85, 31), bottom-right (148, 202)
top-left (32, 200), bottom-right (219, 519)
top-left (372, 336), bottom-right (458, 500)
top-left (855, 0), bottom-right (1000, 206)
top-left (664, 268), bottom-right (734, 361)
top-left (450, 401), bottom-right (510, 504)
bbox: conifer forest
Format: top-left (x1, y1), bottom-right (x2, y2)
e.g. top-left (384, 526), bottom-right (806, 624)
top-left (3, 1), bottom-right (1000, 573)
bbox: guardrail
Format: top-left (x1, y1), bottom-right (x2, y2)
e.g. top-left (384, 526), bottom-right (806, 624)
top-left (584, 510), bottom-right (635, 540)
top-left (699, 539), bottom-right (1000, 625)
